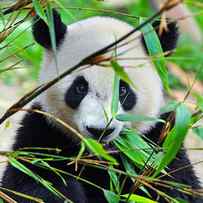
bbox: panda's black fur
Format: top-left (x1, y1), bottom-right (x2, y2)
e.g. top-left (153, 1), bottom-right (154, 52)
top-left (32, 9), bottom-right (67, 49)
top-left (1, 10), bottom-right (202, 203)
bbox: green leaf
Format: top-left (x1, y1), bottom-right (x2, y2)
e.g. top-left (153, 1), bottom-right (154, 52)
top-left (195, 94), bottom-right (203, 112)
top-left (108, 166), bottom-right (120, 193)
top-left (111, 60), bottom-right (135, 88)
top-left (193, 127), bottom-right (203, 140)
top-left (114, 139), bottom-right (145, 166)
top-left (121, 157), bottom-right (151, 196)
top-left (160, 101), bottom-right (179, 114)
top-left (140, 18), bottom-right (169, 92)
top-left (32, 159), bottom-right (67, 186)
top-left (54, 0), bottom-right (75, 23)
top-left (122, 194), bottom-right (157, 203)
top-left (77, 142), bottom-right (86, 159)
top-left (84, 138), bottom-right (117, 165)
top-left (0, 198), bottom-right (4, 203)
top-left (8, 157), bottom-right (65, 199)
top-left (154, 104), bottom-right (191, 176)
top-left (46, 5), bottom-right (58, 68)
top-left (32, 0), bottom-right (47, 23)
top-left (121, 156), bottom-right (138, 177)
top-left (176, 198), bottom-right (189, 203)
top-left (116, 114), bottom-right (165, 123)
top-left (114, 130), bottom-right (156, 167)
top-left (111, 73), bottom-right (120, 117)
top-left (4, 120), bottom-right (11, 129)
top-left (103, 190), bottom-right (120, 203)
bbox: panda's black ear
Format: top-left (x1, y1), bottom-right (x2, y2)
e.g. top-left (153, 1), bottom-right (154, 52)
top-left (142, 20), bottom-right (179, 56)
top-left (32, 9), bottom-right (67, 49)
top-left (153, 20), bottom-right (179, 54)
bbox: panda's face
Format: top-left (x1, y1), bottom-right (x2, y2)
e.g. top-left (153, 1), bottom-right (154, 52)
top-left (40, 64), bottom-right (162, 142)
top-left (37, 16), bottom-right (167, 142)
top-left (64, 67), bottom-right (139, 142)
top-left (64, 70), bottom-right (126, 142)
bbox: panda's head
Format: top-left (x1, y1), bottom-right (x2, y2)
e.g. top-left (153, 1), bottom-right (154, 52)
top-left (33, 10), bottom-right (178, 142)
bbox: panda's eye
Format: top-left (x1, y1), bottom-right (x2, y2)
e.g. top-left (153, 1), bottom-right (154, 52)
top-left (65, 76), bottom-right (89, 109)
top-left (120, 86), bottom-right (128, 97)
top-left (75, 83), bottom-right (88, 95)
top-left (119, 80), bottom-right (136, 111)
top-left (119, 81), bottom-right (129, 98)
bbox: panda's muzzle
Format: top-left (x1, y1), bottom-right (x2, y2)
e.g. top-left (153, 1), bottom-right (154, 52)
top-left (86, 126), bottom-right (115, 141)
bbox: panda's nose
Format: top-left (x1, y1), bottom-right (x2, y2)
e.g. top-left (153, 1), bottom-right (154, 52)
top-left (86, 127), bottom-right (115, 139)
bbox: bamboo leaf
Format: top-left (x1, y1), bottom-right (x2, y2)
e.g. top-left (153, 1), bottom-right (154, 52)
top-left (195, 94), bottom-right (203, 112)
top-left (140, 18), bottom-right (169, 92)
top-left (4, 120), bottom-right (11, 129)
top-left (84, 138), bottom-right (117, 165)
top-left (8, 157), bottom-right (65, 200)
top-left (103, 190), bottom-right (120, 203)
top-left (160, 101), bottom-right (179, 114)
top-left (111, 60), bottom-right (135, 88)
top-left (46, 5), bottom-right (58, 69)
top-left (122, 193), bottom-right (157, 203)
top-left (108, 166), bottom-right (120, 193)
top-left (121, 156), bottom-right (138, 177)
top-left (33, 159), bottom-right (67, 186)
top-left (193, 127), bottom-right (203, 140)
top-left (121, 157), bottom-right (150, 196)
top-left (114, 130), bottom-right (155, 167)
top-left (154, 104), bottom-right (191, 176)
top-left (32, 0), bottom-right (47, 23)
top-left (111, 72), bottom-right (120, 117)
top-left (176, 198), bottom-right (189, 203)
top-left (116, 114), bottom-right (164, 123)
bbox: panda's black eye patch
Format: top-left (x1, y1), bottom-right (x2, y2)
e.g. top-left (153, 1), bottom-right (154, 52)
top-left (119, 80), bottom-right (136, 111)
top-left (65, 76), bottom-right (89, 109)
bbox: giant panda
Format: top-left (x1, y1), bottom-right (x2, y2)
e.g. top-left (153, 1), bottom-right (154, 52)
top-left (0, 9), bottom-right (202, 203)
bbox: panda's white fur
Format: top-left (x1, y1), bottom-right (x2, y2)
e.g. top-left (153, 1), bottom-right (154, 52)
top-left (37, 16), bottom-right (164, 141)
